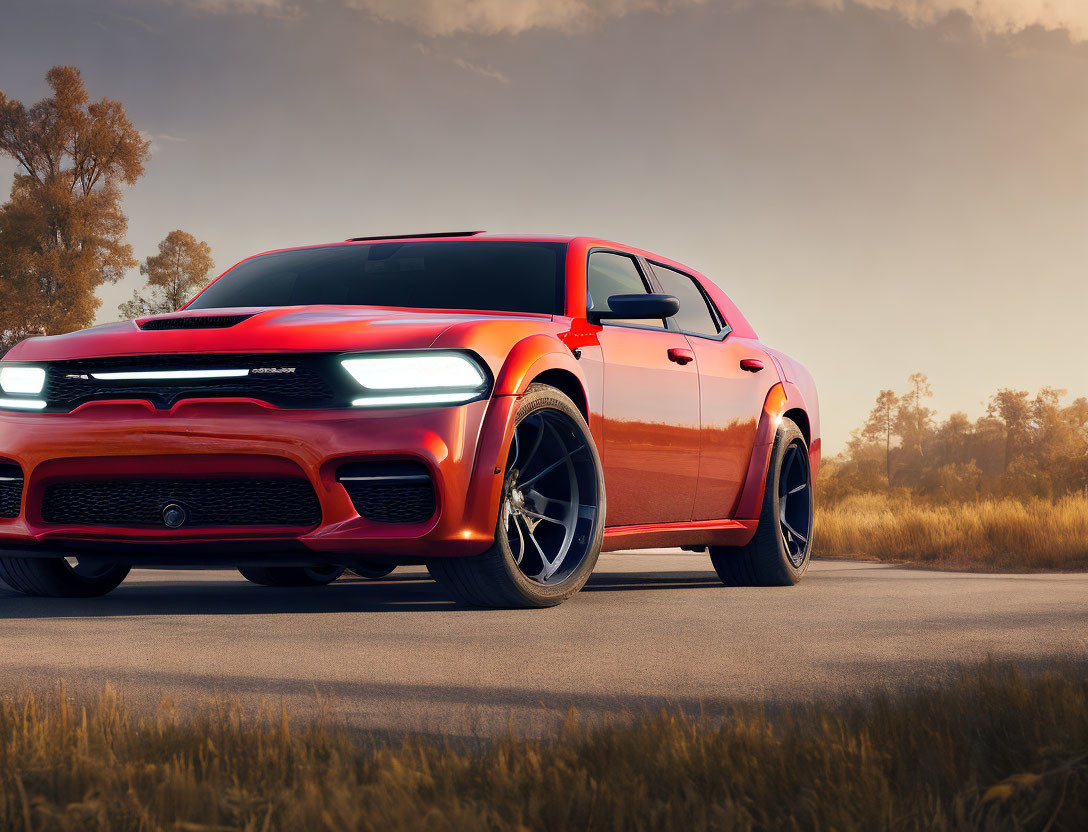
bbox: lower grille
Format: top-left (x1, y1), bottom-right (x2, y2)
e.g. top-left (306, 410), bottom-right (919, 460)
top-left (41, 478), bottom-right (321, 528)
top-left (0, 462), bottom-right (23, 518)
top-left (338, 461), bottom-right (436, 524)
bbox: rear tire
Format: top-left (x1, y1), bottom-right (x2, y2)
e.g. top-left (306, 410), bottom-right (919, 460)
top-left (237, 565), bottom-right (345, 587)
top-left (709, 417), bottom-right (813, 586)
top-left (0, 556), bottom-right (130, 598)
top-left (428, 383), bottom-right (605, 608)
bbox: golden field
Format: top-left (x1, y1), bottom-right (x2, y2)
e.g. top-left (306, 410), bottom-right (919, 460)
top-left (1, 661), bottom-right (1086, 831)
top-left (815, 492), bottom-right (1088, 571)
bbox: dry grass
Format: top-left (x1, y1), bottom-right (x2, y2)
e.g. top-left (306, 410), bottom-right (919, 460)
top-left (1, 661), bottom-right (1086, 831)
top-left (815, 492), bottom-right (1088, 571)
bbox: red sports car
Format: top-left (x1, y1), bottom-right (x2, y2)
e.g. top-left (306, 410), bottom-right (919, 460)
top-left (0, 232), bottom-right (819, 607)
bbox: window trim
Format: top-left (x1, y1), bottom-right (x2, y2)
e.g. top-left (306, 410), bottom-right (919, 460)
top-left (645, 260), bottom-right (732, 341)
top-left (585, 248), bottom-right (670, 333)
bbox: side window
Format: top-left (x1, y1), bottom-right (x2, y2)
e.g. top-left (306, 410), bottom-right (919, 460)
top-left (586, 251), bottom-right (662, 328)
top-left (649, 263), bottom-right (722, 337)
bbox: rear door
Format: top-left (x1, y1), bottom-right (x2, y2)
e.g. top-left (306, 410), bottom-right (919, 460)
top-left (647, 262), bottom-right (770, 521)
top-left (588, 251), bottom-right (701, 526)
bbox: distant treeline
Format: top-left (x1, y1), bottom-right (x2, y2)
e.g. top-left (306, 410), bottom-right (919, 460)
top-left (822, 373), bottom-right (1088, 503)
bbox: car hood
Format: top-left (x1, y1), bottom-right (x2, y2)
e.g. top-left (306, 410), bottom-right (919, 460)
top-left (4, 306), bottom-right (552, 362)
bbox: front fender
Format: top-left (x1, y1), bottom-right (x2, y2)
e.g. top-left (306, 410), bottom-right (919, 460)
top-left (492, 334), bottom-right (588, 399)
top-left (463, 335), bottom-right (589, 539)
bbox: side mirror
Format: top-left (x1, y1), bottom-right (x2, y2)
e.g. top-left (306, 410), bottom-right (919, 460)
top-left (588, 293), bottom-right (679, 325)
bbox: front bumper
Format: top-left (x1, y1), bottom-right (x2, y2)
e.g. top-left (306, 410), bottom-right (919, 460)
top-left (0, 395), bottom-right (518, 562)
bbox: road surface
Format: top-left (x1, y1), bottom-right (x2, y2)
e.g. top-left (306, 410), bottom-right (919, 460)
top-left (1, 553), bottom-right (1086, 735)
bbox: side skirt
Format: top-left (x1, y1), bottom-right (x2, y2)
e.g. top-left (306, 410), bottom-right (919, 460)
top-left (602, 518), bottom-right (759, 552)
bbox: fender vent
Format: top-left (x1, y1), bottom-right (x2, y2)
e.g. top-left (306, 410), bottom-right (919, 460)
top-left (138, 314), bottom-right (254, 331)
top-left (0, 462), bottom-right (23, 519)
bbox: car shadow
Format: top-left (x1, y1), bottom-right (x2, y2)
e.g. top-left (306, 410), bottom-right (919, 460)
top-left (0, 569), bottom-right (725, 618)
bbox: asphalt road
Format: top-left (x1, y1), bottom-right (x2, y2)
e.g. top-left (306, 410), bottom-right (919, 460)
top-left (1, 553), bottom-right (1086, 736)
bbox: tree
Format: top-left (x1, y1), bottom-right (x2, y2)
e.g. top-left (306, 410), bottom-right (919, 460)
top-left (893, 373), bottom-right (934, 486)
top-left (0, 66), bottom-right (150, 351)
top-left (861, 389), bottom-right (899, 484)
top-left (119, 230), bottom-right (214, 318)
top-left (987, 389), bottom-right (1031, 474)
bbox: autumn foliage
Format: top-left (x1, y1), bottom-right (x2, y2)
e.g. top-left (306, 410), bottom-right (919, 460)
top-left (0, 67), bottom-right (150, 350)
top-left (118, 229), bottom-right (215, 317)
top-left (822, 374), bottom-right (1088, 504)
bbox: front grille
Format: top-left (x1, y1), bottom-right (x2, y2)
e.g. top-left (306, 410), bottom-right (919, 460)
top-left (0, 462), bottom-right (23, 518)
top-left (41, 478), bottom-right (321, 527)
top-left (42, 354), bottom-right (339, 411)
top-left (139, 314), bottom-right (254, 330)
top-left (338, 461), bottom-right (436, 524)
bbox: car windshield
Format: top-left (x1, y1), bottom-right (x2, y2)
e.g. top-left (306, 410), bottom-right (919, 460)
top-left (187, 241), bottom-right (566, 315)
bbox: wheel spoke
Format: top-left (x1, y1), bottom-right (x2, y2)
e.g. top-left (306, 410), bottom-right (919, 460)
top-left (518, 443), bottom-right (585, 490)
top-left (782, 518), bottom-right (808, 544)
top-left (519, 514), bottom-right (556, 580)
top-left (788, 482), bottom-right (807, 495)
top-left (520, 507), bottom-right (566, 527)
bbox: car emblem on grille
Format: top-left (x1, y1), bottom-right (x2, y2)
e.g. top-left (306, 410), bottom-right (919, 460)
top-left (161, 502), bottom-right (189, 529)
top-left (251, 367), bottom-right (296, 374)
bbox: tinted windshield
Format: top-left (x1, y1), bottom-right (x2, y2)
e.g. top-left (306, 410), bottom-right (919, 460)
top-left (188, 241), bottom-right (566, 314)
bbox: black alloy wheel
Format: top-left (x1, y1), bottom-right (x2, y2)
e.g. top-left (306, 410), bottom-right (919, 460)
top-left (709, 417), bottom-right (813, 586)
top-left (428, 383), bottom-right (605, 608)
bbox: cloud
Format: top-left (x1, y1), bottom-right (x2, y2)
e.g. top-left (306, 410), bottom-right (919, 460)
top-left (806, 1), bottom-right (1088, 43)
top-left (151, 1), bottom-right (1088, 42)
top-left (137, 131), bottom-right (188, 152)
top-left (174, 0), bottom-right (305, 20)
top-left (342, 0), bottom-right (701, 36)
top-left (452, 58), bottom-right (511, 84)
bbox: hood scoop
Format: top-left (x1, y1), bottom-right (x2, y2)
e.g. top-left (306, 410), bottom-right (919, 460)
top-left (138, 314), bottom-right (255, 331)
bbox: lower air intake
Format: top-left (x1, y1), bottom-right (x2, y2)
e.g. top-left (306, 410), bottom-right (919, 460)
top-left (338, 461), bottom-right (437, 524)
top-left (41, 478), bottom-right (321, 527)
top-left (0, 462), bottom-right (23, 518)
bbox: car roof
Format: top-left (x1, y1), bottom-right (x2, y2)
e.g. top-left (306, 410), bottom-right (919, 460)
top-left (270, 232), bottom-right (670, 257)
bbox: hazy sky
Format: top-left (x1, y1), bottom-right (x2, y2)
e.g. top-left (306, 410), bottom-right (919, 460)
top-left (2, 0), bottom-right (1087, 451)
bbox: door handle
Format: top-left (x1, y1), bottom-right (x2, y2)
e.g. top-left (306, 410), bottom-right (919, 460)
top-left (740, 358), bottom-right (765, 373)
top-left (667, 348), bottom-right (695, 365)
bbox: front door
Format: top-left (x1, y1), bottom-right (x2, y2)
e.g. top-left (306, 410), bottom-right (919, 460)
top-left (587, 251), bottom-right (701, 527)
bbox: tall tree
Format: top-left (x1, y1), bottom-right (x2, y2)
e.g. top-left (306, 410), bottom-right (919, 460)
top-left (0, 66), bottom-right (150, 350)
top-left (896, 373), bottom-right (934, 453)
top-left (119, 230), bottom-right (215, 318)
top-left (987, 389), bottom-right (1032, 474)
top-left (861, 389), bottom-right (899, 484)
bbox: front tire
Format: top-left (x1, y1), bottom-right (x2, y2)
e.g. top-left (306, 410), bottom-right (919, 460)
top-left (709, 417), bottom-right (813, 586)
top-left (0, 556), bottom-right (130, 598)
top-left (237, 565), bottom-right (345, 587)
top-left (428, 383), bottom-right (606, 608)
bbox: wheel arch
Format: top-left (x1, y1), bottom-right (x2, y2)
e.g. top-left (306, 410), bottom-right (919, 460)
top-left (734, 383), bottom-right (819, 521)
top-left (526, 368), bottom-right (588, 422)
top-left (493, 335), bottom-right (589, 423)
top-left (783, 407), bottom-right (810, 446)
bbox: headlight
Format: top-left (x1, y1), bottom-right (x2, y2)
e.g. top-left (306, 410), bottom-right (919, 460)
top-left (0, 365), bottom-right (47, 410)
top-left (0, 366), bottom-right (45, 395)
top-left (341, 352), bottom-right (489, 407)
